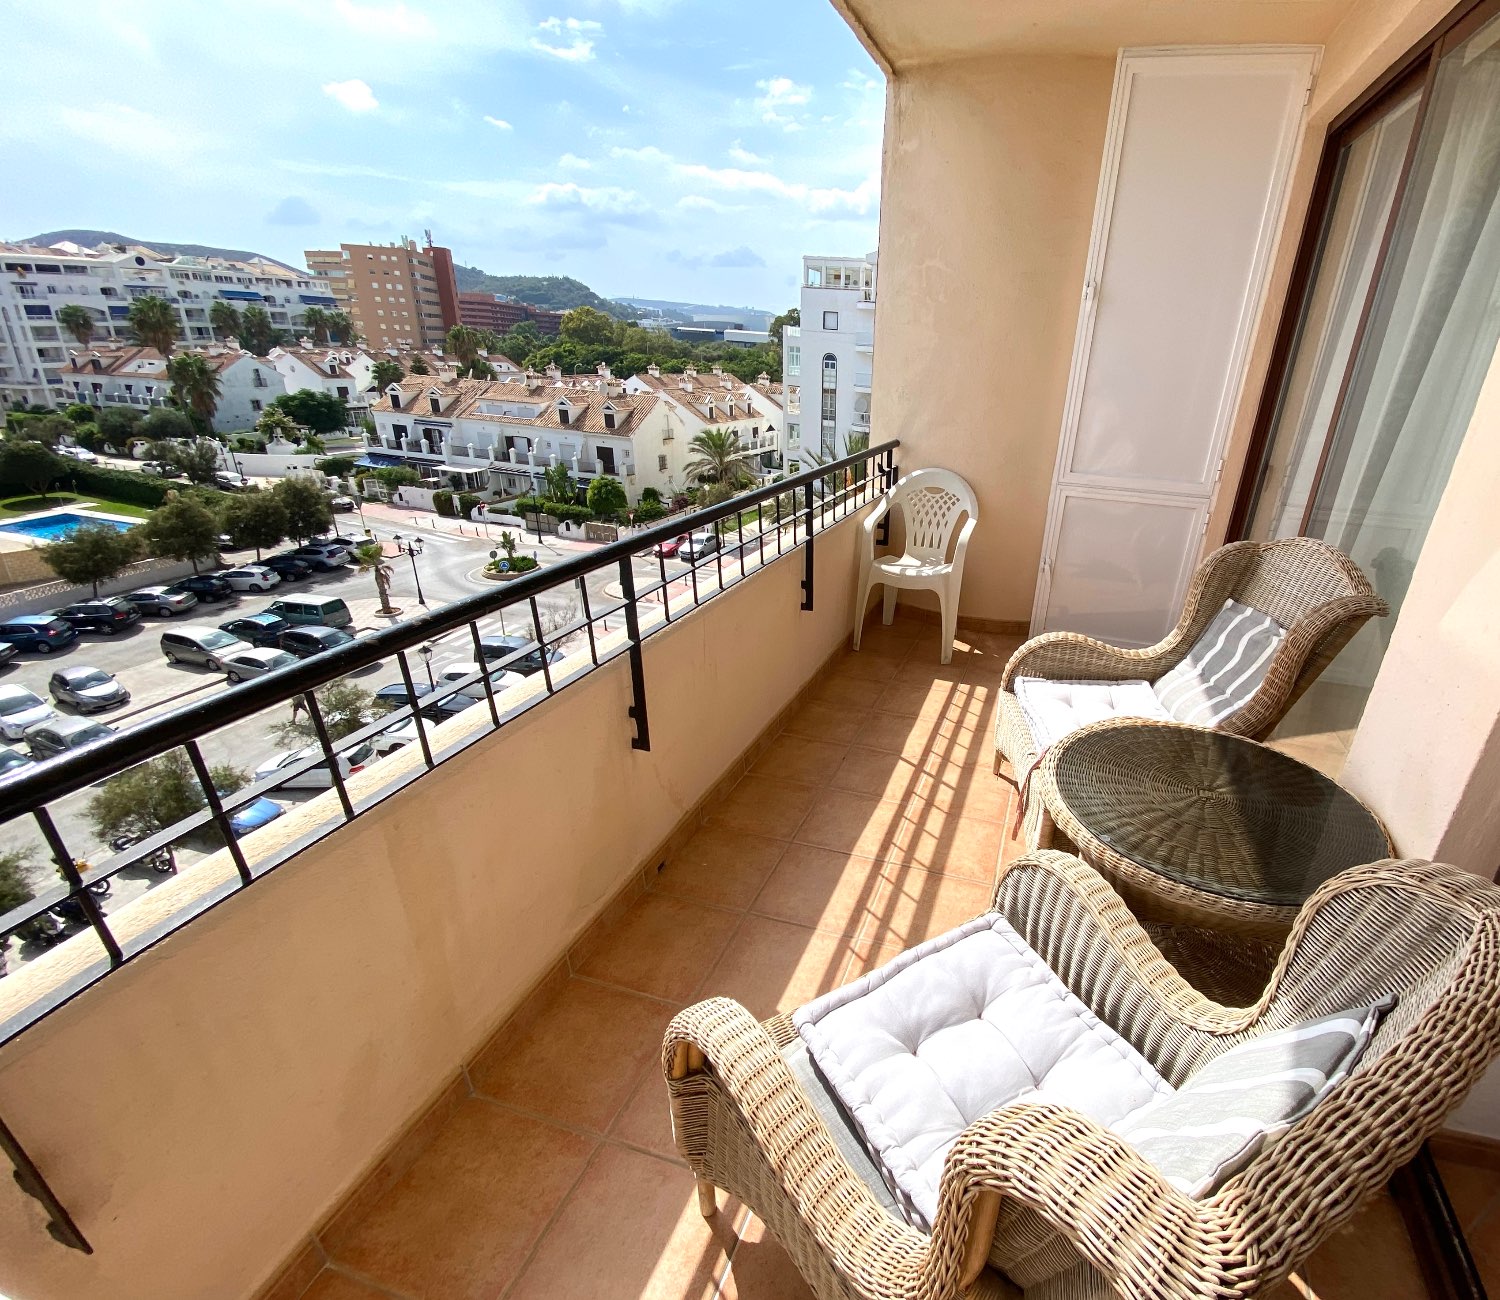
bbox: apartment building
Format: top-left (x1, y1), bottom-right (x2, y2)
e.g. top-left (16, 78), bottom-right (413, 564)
top-left (0, 241), bottom-right (336, 411)
top-left (267, 345), bottom-right (376, 421)
top-left (456, 292), bottom-right (565, 335)
top-left (625, 362), bottom-right (784, 489)
top-left (305, 238), bottom-right (458, 352)
top-left (58, 343), bottom-right (285, 432)
top-left (781, 251), bottom-right (876, 466)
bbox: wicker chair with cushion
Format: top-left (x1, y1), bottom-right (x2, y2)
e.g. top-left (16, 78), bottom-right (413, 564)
top-left (994, 538), bottom-right (1387, 849)
top-left (665, 851), bottom-right (1500, 1300)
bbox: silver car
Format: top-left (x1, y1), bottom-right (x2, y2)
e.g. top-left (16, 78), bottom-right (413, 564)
top-left (221, 647), bottom-right (297, 683)
top-left (127, 586), bottom-right (199, 617)
top-left (160, 626), bottom-right (254, 670)
top-left (48, 666), bottom-right (130, 713)
top-left (677, 530), bottom-right (721, 562)
top-left (0, 685), bottom-right (56, 741)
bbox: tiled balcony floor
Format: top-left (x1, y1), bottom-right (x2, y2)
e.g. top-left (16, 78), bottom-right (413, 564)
top-left (284, 616), bottom-right (1500, 1300)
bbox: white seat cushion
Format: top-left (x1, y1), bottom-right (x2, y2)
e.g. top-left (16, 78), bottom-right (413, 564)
top-left (793, 915), bottom-right (1173, 1229)
top-left (1012, 676), bottom-right (1171, 754)
top-left (1152, 598), bottom-right (1286, 727)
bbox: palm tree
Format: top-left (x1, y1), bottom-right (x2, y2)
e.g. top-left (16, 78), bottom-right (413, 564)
top-left (209, 301), bottom-right (243, 341)
top-left (683, 427), bottom-right (759, 491)
top-left (167, 353), bottom-right (223, 425)
top-left (127, 294), bottom-right (180, 356)
top-left (445, 324), bottom-right (483, 369)
top-left (354, 541), bottom-right (397, 615)
top-left (239, 306), bottom-right (280, 356)
top-left (256, 407), bottom-right (300, 442)
top-left (301, 306), bottom-right (331, 345)
top-left (56, 304), bottom-right (95, 347)
top-left (370, 359), bottom-right (404, 391)
top-left (327, 311), bottom-right (358, 344)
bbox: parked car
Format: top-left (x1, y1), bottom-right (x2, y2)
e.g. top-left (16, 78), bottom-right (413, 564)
top-left (218, 612), bottom-right (291, 647)
top-left (165, 575), bottom-right (233, 604)
top-left (60, 446), bottom-right (98, 463)
top-left (372, 681), bottom-right (472, 722)
top-left (437, 661), bottom-right (528, 701)
top-left (0, 744), bottom-right (35, 779)
top-left (253, 742), bottom-right (374, 791)
top-left (228, 795), bottom-right (284, 837)
top-left (654, 535), bottom-right (690, 559)
top-left (372, 718), bottom-right (420, 756)
top-left (160, 626), bottom-right (253, 670)
top-left (328, 495), bottom-right (357, 513)
top-left (677, 530), bottom-right (721, 562)
top-left (48, 666), bottom-right (130, 713)
top-left (24, 715), bottom-right (117, 760)
top-left (125, 586), bottom-right (199, 617)
top-left (218, 565), bottom-right (281, 593)
top-left (477, 634), bottom-right (564, 676)
top-left (265, 596), bottom-right (353, 628)
top-left (214, 471), bottom-right (252, 490)
top-left (0, 686), bottom-right (56, 741)
top-left (51, 597), bottom-right (142, 636)
top-left (0, 642), bottom-right (18, 670)
top-left (278, 626), bottom-right (355, 660)
top-left (312, 533), bottom-right (361, 551)
top-left (220, 647), bottom-right (297, 683)
top-left (290, 543), bottom-right (350, 571)
top-left (140, 460), bottom-right (183, 478)
top-left (373, 681), bottom-right (434, 713)
top-left (0, 615), bottom-right (79, 655)
top-left (263, 554), bottom-right (314, 582)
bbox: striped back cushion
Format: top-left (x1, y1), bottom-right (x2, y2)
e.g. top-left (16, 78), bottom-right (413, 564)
top-left (1153, 598), bottom-right (1286, 727)
top-left (1114, 998), bottom-right (1392, 1197)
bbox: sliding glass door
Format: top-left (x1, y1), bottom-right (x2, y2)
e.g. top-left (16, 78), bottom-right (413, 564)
top-left (1236, 1), bottom-right (1500, 771)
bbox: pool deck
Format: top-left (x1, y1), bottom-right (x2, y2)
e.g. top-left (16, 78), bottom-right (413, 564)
top-left (0, 504), bottom-right (142, 546)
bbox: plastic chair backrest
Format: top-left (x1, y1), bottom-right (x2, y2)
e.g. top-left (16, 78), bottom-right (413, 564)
top-left (890, 469), bottom-right (978, 563)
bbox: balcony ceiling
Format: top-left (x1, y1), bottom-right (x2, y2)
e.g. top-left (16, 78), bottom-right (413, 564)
top-left (834, 0), bottom-right (1361, 68)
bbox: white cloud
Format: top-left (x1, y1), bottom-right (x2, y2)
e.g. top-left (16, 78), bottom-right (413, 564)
top-left (48, 104), bottom-right (218, 167)
top-left (532, 15), bottom-right (599, 59)
top-left (557, 152), bottom-right (593, 170)
top-left (483, 115), bottom-right (513, 130)
top-left (728, 140), bottom-right (766, 166)
top-left (537, 16), bottom-right (601, 32)
top-left (677, 194), bottom-right (741, 214)
top-left (331, 0), bottom-right (437, 39)
top-left (322, 78), bottom-right (379, 112)
top-left (532, 36), bottom-right (596, 60)
top-left (527, 181), bottom-right (647, 214)
top-left (609, 144), bottom-right (672, 164)
top-left (754, 76), bottom-right (811, 131)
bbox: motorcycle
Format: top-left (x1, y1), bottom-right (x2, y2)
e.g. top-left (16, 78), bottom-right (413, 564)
top-left (109, 834), bottom-right (177, 875)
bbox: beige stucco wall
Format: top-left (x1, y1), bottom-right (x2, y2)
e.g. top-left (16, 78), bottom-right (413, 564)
top-left (0, 514), bottom-right (865, 1300)
top-left (871, 53), bottom-right (1115, 623)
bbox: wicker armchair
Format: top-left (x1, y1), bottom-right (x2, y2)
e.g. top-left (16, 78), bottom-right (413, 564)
top-left (665, 852), bottom-right (1500, 1300)
top-left (995, 538), bottom-right (1387, 849)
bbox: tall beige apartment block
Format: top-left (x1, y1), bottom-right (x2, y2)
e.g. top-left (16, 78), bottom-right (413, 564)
top-left (304, 237), bottom-right (456, 352)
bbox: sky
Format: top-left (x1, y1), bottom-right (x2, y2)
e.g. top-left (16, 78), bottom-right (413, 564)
top-left (0, 0), bottom-right (884, 313)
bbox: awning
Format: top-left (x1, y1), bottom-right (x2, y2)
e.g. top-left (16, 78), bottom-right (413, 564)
top-left (299, 295), bottom-right (337, 306)
top-left (354, 453), bottom-right (408, 469)
top-left (219, 289), bottom-right (263, 301)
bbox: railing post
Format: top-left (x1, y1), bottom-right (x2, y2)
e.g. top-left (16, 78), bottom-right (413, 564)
top-left (617, 556), bottom-right (651, 751)
top-left (801, 479), bottom-right (815, 612)
top-left (0, 1113), bottom-right (91, 1253)
top-left (877, 448), bottom-right (895, 548)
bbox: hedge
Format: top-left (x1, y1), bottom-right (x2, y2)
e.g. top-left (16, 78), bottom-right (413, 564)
top-left (432, 489), bottom-right (455, 517)
top-left (543, 502), bottom-right (592, 526)
top-left (457, 492), bottom-right (482, 518)
top-left (631, 500), bottom-right (668, 523)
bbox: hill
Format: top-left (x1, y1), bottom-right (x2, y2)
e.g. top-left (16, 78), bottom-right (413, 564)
top-left (452, 265), bottom-right (636, 321)
top-left (20, 229), bottom-right (301, 272)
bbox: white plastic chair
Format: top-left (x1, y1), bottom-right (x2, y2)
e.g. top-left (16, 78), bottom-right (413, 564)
top-left (854, 468), bottom-right (978, 664)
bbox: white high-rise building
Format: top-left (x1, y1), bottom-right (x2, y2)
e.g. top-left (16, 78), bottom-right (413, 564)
top-left (0, 241), bottom-right (338, 411)
top-left (781, 251), bottom-right (876, 469)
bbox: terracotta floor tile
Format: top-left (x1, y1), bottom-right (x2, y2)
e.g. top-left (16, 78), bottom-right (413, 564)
top-left (851, 628), bottom-right (918, 660)
top-left (893, 810), bottom-right (1005, 881)
top-left (844, 930), bottom-right (911, 984)
top-left (851, 709), bottom-right (986, 767)
top-left (782, 701), bottom-right (870, 745)
top-left (750, 842), bottom-right (885, 937)
top-left (702, 914), bottom-right (864, 1019)
top-left (864, 864), bottom-right (995, 949)
top-left (912, 763), bottom-right (1010, 823)
top-left (793, 790), bottom-right (909, 862)
top-left (718, 1211), bottom-right (817, 1299)
top-left (830, 745), bottom-right (928, 803)
top-left (829, 653), bottom-right (902, 684)
top-left (322, 1099), bottom-right (594, 1300)
top-left (1303, 1191), bottom-right (1428, 1298)
top-left (654, 826), bottom-right (788, 911)
top-left (576, 894), bottom-right (741, 1003)
top-left (705, 774), bottom-right (817, 840)
top-left (469, 979), bottom-right (678, 1133)
top-left (873, 677), bottom-right (992, 722)
top-left (608, 1066), bottom-right (682, 1163)
top-left (300, 1270), bottom-right (403, 1300)
top-left (749, 733), bottom-right (849, 786)
top-left (808, 673), bottom-right (878, 712)
top-left (506, 1145), bottom-right (736, 1300)
top-left (1435, 1157), bottom-right (1500, 1232)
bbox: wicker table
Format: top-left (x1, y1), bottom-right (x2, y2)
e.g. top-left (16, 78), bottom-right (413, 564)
top-left (1037, 719), bottom-right (1393, 1001)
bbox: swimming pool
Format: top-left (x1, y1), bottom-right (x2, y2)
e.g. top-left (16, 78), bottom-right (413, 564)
top-left (0, 513), bottom-right (136, 542)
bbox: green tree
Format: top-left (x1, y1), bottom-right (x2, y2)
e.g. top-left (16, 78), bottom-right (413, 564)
top-left (586, 475), bottom-right (627, 518)
top-left (371, 466), bottom-right (420, 491)
top-left (315, 456), bottom-right (357, 478)
top-left (639, 486), bottom-right (663, 505)
top-left (327, 311), bottom-right (357, 344)
top-left (87, 752), bottom-right (248, 853)
top-left (542, 461), bottom-right (576, 504)
top-left (0, 441), bottom-right (62, 498)
top-left (57, 304), bottom-right (96, 348)
top-left (300, 306), bottom-right (332, 345)
top-left (142, 492), bottom-right (219, 572)
top-left (560, 306), bottom-right (618, 347)
top-left (127, 295), bottom-right (180, 356)
top-left (10, 413), bottom-right (73, 448)
top-left (64, 402), bottom-right (94, 425)
top-left (209, 301), bottom-right (243, 341)
top-left (274, 681), bottom-right (376, 745)
top-left (271, 476), bottom-right (333, 541)
top-left (138, 407), bottom-right (195, 444)
top-left (269, 389), bottom-right (348, 434)
top-left (256, 406), bottom-right (300, 442)
top-left (42, 522), bottom-right (141, 597)
top-left (167, 353), bottom-right (224, 426)
top-left (0, 848), bottom-right (33, 915)
top-left (97, 406), bottom-right (144, 448)
top-left (407, 354), bottom-right (431, 376)
top-left (683, 427), bottom-right (758, 490)
top-left (461, 357), bottom-right (496, 380)
top-left (239, 306), bottom-right (282, 356)
top-left (301, 433), bottom-right (327, 455)
top-left (444, 324), bottom-right (484, 370)
top-left (768, 307), bottom-right (800, 345)
top-left (370, 359), bottom-right (404, 391)
top-left (222, 491), bottom-right (288, 559)
top-left (354, 541), bottom-right (397, 615)
top-left (165, 438), bottom-right (224, 485)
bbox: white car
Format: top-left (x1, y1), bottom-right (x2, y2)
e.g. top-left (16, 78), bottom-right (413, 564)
top-left (372, 718), bottom-right (420, 756)
top-left (214, 471), bottom-right (252, 490)
top-left (61, 446), bottom-right (98, 463)
top-left (436, 662), bottom-right (528, 702)
top-left (254, 742), bottom-right (374, 791)
top-left (221, 648), bottom-right (297, 683)
top-left (677, 530), bottom-right (721, 562)
top-left (0, 686), bottom-right (57, 742)
top-left (219, 565), bottom-right (282, 593)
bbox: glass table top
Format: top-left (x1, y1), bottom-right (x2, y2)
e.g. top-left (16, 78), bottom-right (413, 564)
top-left (1050, 724), bottom-right (1390, 907)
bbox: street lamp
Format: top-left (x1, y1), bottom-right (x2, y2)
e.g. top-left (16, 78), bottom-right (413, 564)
top-left (418, 641), bottom-right (435, 688)
top-left (392, 533), bottom-right (427, 606)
